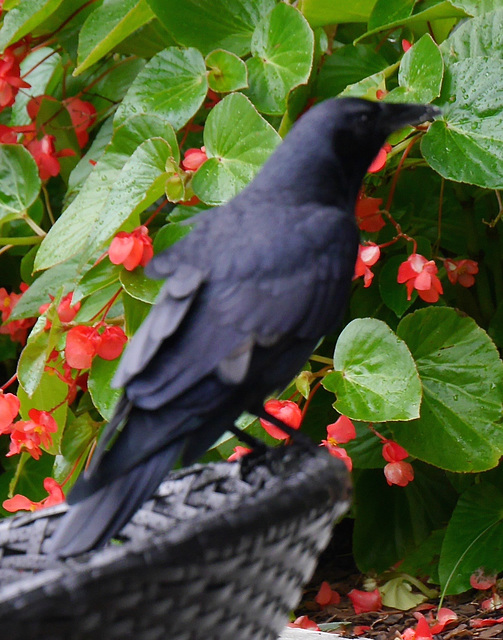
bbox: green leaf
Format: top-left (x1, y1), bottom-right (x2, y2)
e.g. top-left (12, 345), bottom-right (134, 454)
top-left (245, 3), bottom-right (314, 115)
top-left (10, 255), bottom-right (84, 320)
top-left (339, 64), bottom-right (396, 99)
top-left (89, 357), bottom-right (122, 419)
top-left (353, 463), bottom-right (458, 573)
top-left (440, 10), bottom-right (503, 65)
top-left (75, 0), bottom-right (154, 75)
top-left (0, 0), bottom-right (64, 50)
top-left (123, 291), bottom-right (150, 336)
top-left (300, 0), bottom-right (378, 26)
top-left (192, 93), bottom-right (281, 205)
top-left (82, 137), bottom-right (173, 261)
top-left (0, 145), bottom-right (41, 223)
top-left (315, 44), bottom-right (389, 99)
top-left (386, 34), bottom-right (443, 103)
top-left (73, 258), bottom-right (121, 303)
top-left (379, 255), bottom-right (417, 318)
top-left (450, 0), bottom-right (503, 16)
top-left (356, 1), bottom-right (466, 42)
top-left (11, 47), bottom-right (62, 126)
top-left (115, 47), bottom-right (208, 129)
top-left (35, 114), bottom-right (178, 271)
top-left (379, 576), bottom-right (431, 610)
top-left (206, 49), bottom-right (248, 93)
top-left (147, 0), bottom-right (275, 56)
top-left (323, 318), bottom-right (421, 422)
top-left (368, 0), bottom-right (414, 31)
top-left (17, 309), bottom-right (62, 398)
top-left (422, 57), bottom-right (503, 189)
top-left (153, 221), bottom-right (192, 253)
top-left (17, 368), bottom-right (68, 455)
top-left (120, 267), bottom-right (163, 303)
top-left (394, 307), bottom-right (503, 472)
top-left (439, 482), bottom-right (503, 594)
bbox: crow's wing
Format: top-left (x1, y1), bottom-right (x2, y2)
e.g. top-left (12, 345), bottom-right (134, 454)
top-left (122, 207), bottom-right (358, 411)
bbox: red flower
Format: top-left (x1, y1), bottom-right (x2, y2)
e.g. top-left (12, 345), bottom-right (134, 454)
top-left (326, 415), bottom-right (356, 444)
top-left (259, 399), bottom-right (302, 440)
top-left (287, 616), bottom-right (320, 631)
top-left (25, 134), bottom-right (75, 180)
top-left (0, 285), bottom-right (35, 344)
top-left (384, 460), bottom-right (414, 487)
top-left (315, 581), bottom-right (341, 607)
top-left (481, 593), bottom-right (503, 611)
top-left (348, 588), bottom-right (382, 614)
top-left (3, 477), bottom-right (64, 513)
top-left (429, 608), bottom-right (458, 634)
top-left (444, 258), bottom-right (478, 288)
top-left (368, 143), bottom-right (392, 173)
top-left (109, 225), bottom-right (154, 271)
top-left (64, 97), bottom-right (96, 148)
top-left (397, 253), bottom-right (443, 302)
top-left (181, 146), bottom-right (208, 172)
top-left (354, 243), bottom-right (380, 287)
top-left (470, 568), bottom-right (497, 590)
top-left (355, 193), bottom-right (385, 232)
top-left (227, 446), bottom-right (252, 461)
top-left (40, 291), bottom-right (81, 324)
top-left (0, 393), bottom-right (20, 432)
top-left (0, 45), bottom-right (31, 109)
top-left (0, 124), bottom-right (18, 143)
top-left (95, 326), bottom-right (128, 361)
top-left (382, 440), bottom-right (409, 463)
top-left (402, 39), bottom-right (413, 52)
top-left (65, 324), bottom-right (127, 369)
top-left (65, 325), bottom-right (101, 369)
top-left (6, 409), bottom-right (58, 460)
top-left (323, 443), bottom-right (353, 471)
top-left (375, 89), bottom-right (387, 100)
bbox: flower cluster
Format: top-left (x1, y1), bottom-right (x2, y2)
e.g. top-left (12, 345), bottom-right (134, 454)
top-left (355, 192), bottom-right (385, 232)
top-left (0, 40), bottom-right (30, 110)
top-left (65, 324), bottom-right (128, 370)
top-left (382, 440), bottom-right (414, 487)
top-left (108, 225), bottom-right (154, 271)
top-left (398, 253), bottom-right (443, 302)
top-left (0, 405), bottom-right (57, 460)
top-left (444, 258), bottom-right (478, 287)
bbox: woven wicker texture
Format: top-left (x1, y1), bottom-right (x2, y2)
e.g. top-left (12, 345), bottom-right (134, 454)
top-left (0, 444), bottom-right (350, 640)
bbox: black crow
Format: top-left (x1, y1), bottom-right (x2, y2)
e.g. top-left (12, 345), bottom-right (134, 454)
top-left (50, 97), bottom-right (439, 556)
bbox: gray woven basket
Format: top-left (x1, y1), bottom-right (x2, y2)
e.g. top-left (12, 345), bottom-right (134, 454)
top-left (0, 443), bottom-right (350, 640)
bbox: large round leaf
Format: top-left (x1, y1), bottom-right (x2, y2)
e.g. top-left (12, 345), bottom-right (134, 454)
top-left (422, 57), bottom-right (503, 189)
top-left (245, 3), bottom-right (314, 115)
top-left (394, 307), bottom-right (503, 472)
top-left (323, 318), bottom-right (422, 422)
top-left (385, 34), bottom-right (443, 103)
top-left (115, 47), bottom-right (207, 130)
top-left (192, 93), bottom-right (281, 205)
top-left (147, 0), bottom-right (275, 56)
top-left (0, 145), bottom-right (41, 223)
top-left (206, 49), bottom-right (248, 93)
top-left (439, 482), bottom-right (503, 595)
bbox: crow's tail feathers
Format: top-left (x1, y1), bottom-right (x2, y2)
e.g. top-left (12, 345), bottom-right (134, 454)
top-left (48, 440), bottom-right (184, 558)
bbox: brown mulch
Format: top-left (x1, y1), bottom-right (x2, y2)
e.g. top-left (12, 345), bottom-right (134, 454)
top-left (294, 521), bottom-right (502, 638)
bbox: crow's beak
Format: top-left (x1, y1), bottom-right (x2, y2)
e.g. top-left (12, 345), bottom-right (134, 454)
top-left (381, 102), bottom-right (441, 132)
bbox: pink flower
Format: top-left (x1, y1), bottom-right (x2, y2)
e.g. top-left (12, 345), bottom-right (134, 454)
top-left (444, 258), bottom-right (478, 288)
top-left (326, 415), bottom-right (356, 444)
top-left (0, 393), bottom-right (20, 432)
top-left (354, 243), bottom-right (380, 287)
top-left (397, 253), bottom-right (443, 302)
top-left (470, 568), bottom-right (497, 590)
top-left (384, 461), bottom-right (414, 487)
